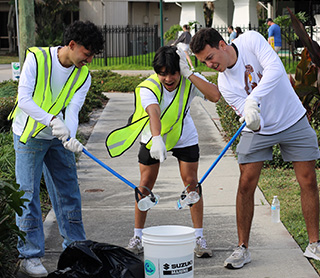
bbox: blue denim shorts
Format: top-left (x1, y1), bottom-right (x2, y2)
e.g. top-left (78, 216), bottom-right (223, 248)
top-left (236, 116), bottom-right (320, 164)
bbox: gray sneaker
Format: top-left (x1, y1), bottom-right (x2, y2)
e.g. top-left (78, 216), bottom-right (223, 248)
top-left (224, 245), bottom-right (251, 269)
top-left (126, 236), bottom-right (144, 255)
top-left (20, 258), bottom-right (48, 277)
top-left (194, 236), bottom-right (213, 258)
top-left (304, 241), bottom-right (320, 260)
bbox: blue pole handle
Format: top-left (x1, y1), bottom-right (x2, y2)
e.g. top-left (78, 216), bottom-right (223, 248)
top-left (199, 122), bottom-right (246, 184)
top-left (82, 148), bottom-right (137, 190)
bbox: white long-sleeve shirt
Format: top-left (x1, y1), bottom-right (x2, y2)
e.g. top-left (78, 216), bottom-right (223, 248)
top-left (12, 46), bottom-right (91, 139)
top-left (218, 31), bottom-right (305, 135)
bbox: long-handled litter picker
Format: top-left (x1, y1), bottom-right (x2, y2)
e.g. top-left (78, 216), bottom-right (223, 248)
top-left (175, 122), bottom-right (246, 210)
top-left (82, 148), bottom-right (159, 211)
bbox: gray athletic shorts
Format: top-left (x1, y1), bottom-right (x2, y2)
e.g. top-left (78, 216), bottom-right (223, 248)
top-left (236, 115), bottom-right (320, 164)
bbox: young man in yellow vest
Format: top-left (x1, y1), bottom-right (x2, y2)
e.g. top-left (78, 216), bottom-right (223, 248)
top-left (9, 21), bottom-right (103, 277)
top-left (107, 46), bottom-right (221, 257)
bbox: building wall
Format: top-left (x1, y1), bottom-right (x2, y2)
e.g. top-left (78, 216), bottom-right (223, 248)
top-left (80, 0), bottom-right (128, 26)
top-left (79, 0), bottom-right (105, 25)
top-left (213, 0), bottom-right (234, 27)
top-left (79, 0), bottom-right (179, 31)
top-left (129, 2), bottom-right (180, 41)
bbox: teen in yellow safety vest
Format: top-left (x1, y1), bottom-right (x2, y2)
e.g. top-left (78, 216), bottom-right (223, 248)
top-left (8, 46), bottom-right (89, 143)
top-left (107, 46), bottom-right (220, 258)
top-left (11, 21), bottom-right (104, 277)
top-left (106, 73), bottom-right (191, 157)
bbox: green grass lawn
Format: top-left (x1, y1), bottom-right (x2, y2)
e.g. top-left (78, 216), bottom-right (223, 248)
top-left (0, 55), bottom-right (19, 64)
top-left (259, 167), bottom-right (320, 275)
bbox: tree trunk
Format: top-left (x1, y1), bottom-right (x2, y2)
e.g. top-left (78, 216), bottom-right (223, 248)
top-left (18, 0), bottom-right (35, 66)
top-left (7, 4), bottom-right (16, 54)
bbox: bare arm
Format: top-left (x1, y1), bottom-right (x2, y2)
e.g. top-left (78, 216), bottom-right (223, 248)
top-left (188, 74), bottom-right (221, 102)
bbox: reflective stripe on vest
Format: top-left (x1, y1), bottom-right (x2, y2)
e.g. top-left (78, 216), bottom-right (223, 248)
top-left (106, 74), bottom-right (192, 158)
top-left (8, 47), bottom-right (89, 143)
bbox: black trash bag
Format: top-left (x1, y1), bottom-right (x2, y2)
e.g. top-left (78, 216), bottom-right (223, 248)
top-left (48, 240), bottom-right (144, 278)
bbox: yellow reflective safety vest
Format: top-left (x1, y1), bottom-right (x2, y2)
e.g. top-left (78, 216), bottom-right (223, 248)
top-left (8, 46), bottom-right (89, 143)
top-left (106, 73), bottom-right (192, 158)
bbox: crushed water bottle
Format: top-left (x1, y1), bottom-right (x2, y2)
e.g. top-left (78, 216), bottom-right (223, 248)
top-left (138, 194), bottom-right (160, 211)
top-left (175, 191), bottom-right (200, 210)
top-left (271, 195), bottom-right (280, 223)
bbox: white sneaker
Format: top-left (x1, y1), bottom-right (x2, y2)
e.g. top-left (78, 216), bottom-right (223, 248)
top-left (126, 236), bottom-right (144, 255)
top-left (304, 241), bottom-right (320, 260)
top-left (224, 245), bottom-right (251, 269)
top-left (20, 258), bottom-right (48, 277)
top-left (194, 236), bottom-right (213, 258)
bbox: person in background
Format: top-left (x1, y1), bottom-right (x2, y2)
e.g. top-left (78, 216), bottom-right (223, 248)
top-left (266, 18), bottom-right (282, 53)
top-left (172, 24), bottom-right (195, 71)
top-left (228, 25), bottom-right (237, 43)
top-left (9, 21), bottom-right (103, 277)
top-left (190, 27), bottom-right (320, 269)
top-left (235, 27), bottom-right (243, 38)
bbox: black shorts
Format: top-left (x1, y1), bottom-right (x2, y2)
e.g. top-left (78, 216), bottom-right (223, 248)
top-left (138, 143), bottom-right (200, 165)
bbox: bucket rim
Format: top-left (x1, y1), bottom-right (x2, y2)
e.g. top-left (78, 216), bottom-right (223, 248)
top-left (142, 225), bottom-right (195, 237)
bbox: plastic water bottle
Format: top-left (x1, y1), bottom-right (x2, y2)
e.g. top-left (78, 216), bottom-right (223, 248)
top-left (138, 194), bottom-right (160, 211)
top-left (271, 196), bottom-right (280, 223)
top-left (175, 191), bottom-right (200, 210)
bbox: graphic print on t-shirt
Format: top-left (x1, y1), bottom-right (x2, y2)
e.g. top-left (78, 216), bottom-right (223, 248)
top-left (244, 64), bottom-right (262, 95)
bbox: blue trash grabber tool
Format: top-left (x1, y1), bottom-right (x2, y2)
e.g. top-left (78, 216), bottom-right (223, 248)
top-left (199, 121), bottom-right (246, 184)
top-left (82, 148), bottom-right (159, 211)
top-left (175, 122), bottom-right (246, 210)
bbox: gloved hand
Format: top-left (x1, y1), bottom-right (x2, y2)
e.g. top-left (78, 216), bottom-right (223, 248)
top-left (176, 49), bottom-right (193, 79)
top-left (239, 99), bottom-right (261, 131)
top-left (63, 138), bottom-right (84, 153)
top-left (150, 135), bottom-right (167, 163)
top-left (49, 117), bottom-right (70, 142)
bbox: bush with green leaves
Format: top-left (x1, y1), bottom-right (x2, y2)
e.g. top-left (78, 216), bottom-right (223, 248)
top-left (79, 71), bottom-right (109, 123)
top-left (0, 179), bottom-right (28, 277)
top-left (34, 0), bottom-right (79, 47)
top-left (0, 80), bottom-right (18, 132)
top-left (0, 97), bottom-right (16, 132)
top-left (164, 21), bottom-right (199, 44)
top-left (90, 70), bottom-right (146, 93)
top-left (0, 131), bottom-right (16, 182)
top-left (0, 80), bottom-right (18, 98)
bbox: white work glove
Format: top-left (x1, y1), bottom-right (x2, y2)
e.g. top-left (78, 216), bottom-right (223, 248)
top-left (176, 49), bottom-right (193, 79)
top-left (63, 138), bottom-right (84, 153)
top-left (49, 117), bottom-right (70, 142)
top-left (239, 99), bottom-right (261, 131)
top-left (150, 135), bottom-right (167, 163)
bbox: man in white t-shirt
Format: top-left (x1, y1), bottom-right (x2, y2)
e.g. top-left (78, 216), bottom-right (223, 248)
top-left (190, 28), bottom-right (320, 269)
top-left (124, 46), bottom-right (221, 258)
top-left (10, 21), bottom-right (103, 277)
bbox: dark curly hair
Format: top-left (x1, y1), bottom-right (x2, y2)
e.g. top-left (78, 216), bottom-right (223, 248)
top-left (152, 46), bottom-right (180, 75)
top-left (64, 20), bottom-right (104, 54)
top-left (190, 28), bottom-right (225, 54)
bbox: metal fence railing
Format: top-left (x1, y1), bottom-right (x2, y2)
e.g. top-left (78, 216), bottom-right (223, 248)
top-left (90, 24), bottom-right (160, 67)
top-left (91, 24), bottom-right (320, 69)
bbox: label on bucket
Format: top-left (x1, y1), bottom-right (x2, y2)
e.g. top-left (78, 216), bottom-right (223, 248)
top-left (145, 254), bottom-right (193, 278)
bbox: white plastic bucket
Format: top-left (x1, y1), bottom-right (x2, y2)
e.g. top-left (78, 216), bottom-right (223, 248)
top-left (142, 225), bottom-right (195, 278)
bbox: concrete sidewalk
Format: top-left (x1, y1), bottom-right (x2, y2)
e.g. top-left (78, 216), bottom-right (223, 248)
top-left (35, 93), bottom-right (318, 277)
